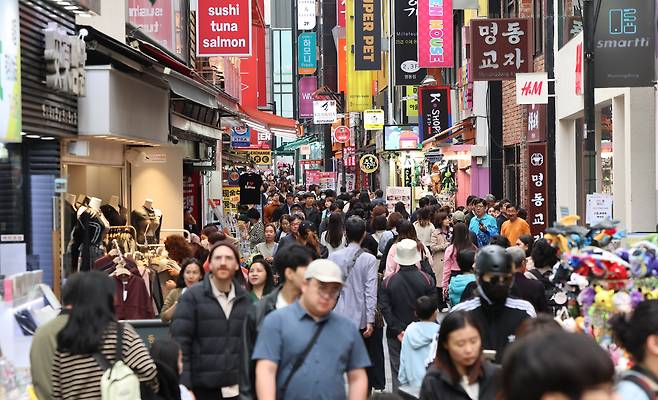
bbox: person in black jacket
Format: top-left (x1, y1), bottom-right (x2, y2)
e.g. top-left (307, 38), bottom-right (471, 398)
top-left (506, 246), bottom-right (549, 313)
top-left (240, 244), bottom-right (313, 400)
top-left (171, 240), bottom-right (252, 400)
top-left (380, 239), bottom-right (436, 393)
top-left (302, 193), bottom-right (322, 232)
top-left (451, 245), bottom-right (536, 364)
top-left (420, 310), bottom-right (500, 400)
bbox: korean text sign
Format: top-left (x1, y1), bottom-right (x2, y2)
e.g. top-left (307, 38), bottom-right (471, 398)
top-left (394, 0), bottom-right (426, 85)
top-left (197, 0), bottom-right (252, 56)
top-left (418, 86), bottom-right (451, 142)
top-left (527, 143), bottom-right (548, 238)
top-left (417, 0), bottom-right (453, 68)
top-left (354, 0), bottom-right (382, 70)
top-left (470, 18), bottom-right (533, 81)
top-left (298, 32), bottom-right (317, 74)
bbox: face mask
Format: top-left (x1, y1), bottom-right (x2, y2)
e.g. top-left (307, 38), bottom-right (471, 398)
top-left (480, 281), bottom-right (510, 303)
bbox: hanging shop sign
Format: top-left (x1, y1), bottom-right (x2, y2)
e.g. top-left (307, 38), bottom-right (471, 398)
top-left (249, 150), bottom-right (272, 165)
top-left (394, 0), bottom-right (427, 85)
top-left (337, 0), bottom-right (346, 27)
top-left (197, 0), bottom-right (252, 56)
top-left (417, 0), bottom-right (453, 68)
top-left (527, 104), bottom-right (546, 143)
top-left (515, 72), bottom-right (548, 105)
top-left (346, 0), bottom-right (373, 112)
top-left (418, 85), bottom-right (451, 142)
top-left (527, 143), bottom-right (548, 239)
top-left (231, 127), bottom-right (251, 148)
top-left (300, 144), bottom-right (311, 155)
top-left (127, 0), bottom-right (176, 54)
top-left (384, 125), bottom-right (420, 151)
top-left (470, 18), bottom-right (533, 81)
top-left (334, 125), bottom-right (351, 143)
top-left (298, 32), bottom-right (317, 75)
top-left (364, 109), bottom-right (385, 130)
top-left (405, 86), bottom-right (419, 117)
top-left (403, 158), bottom-right (414, 186)
top-left (223, 186), bottom-right (241, 214)
top-left (300, 159), bottom-right (324, 165)
top-left (0, 0), bottom-right (21, 143)
top-left (386, 186), bottom-right (412, 214)
top-left (359, 154), bottom-right (379, 173)
top-left (44, 23), bottom-right (87, 96)
top-left (183, 170), bottom-right (201, 223)
top-left (298, 0), bottom-right (317, 30)
top-left (313, 100), bottom-right (338, 124)
top-left (594, 0), bottom-right (655, 88)
top-left (298, 76), bottom-right (317, 118)
top-left (354, 0), bottom-right (382, 70)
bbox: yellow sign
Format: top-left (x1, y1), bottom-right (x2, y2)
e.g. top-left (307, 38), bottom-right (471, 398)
top-left (364, 109), bottom-right (385, 130)
top-left (360, 154), bottom-right (379, 173)
top-left (222, 186), bottom-right (240, 214)
top-left (346, 0), bottom-right (373, 112)
top-left (406, 86), bottom-right (418, 117)
top-left (249, 150), bottom-right (272, 165)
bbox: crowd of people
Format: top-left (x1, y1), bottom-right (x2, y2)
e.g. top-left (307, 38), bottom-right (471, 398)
top-left (28, 184), bottom-right (658, 400)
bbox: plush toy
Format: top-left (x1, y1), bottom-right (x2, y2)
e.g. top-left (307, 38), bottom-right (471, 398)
top-left (644, 287), bottom-right (658, 300)
top-left (612, 291), bottom-right (632, 314)
top-left (630, 290), bottom-right (645, 308)
top-left (578, 287), bottom-right (596, 308)
top-left (594, 286), bottom-right (615, 311)
top-left (606, 263), bottom-right (629, 290)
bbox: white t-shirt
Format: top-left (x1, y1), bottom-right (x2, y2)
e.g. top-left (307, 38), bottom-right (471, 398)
top-left (460, 376), bottom-right (479, 400)
top-left (276, 291), bottom-right (291, 309)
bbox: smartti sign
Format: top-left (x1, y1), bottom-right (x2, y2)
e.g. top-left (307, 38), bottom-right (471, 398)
top-left (594, 0), bottom-right (655, 88)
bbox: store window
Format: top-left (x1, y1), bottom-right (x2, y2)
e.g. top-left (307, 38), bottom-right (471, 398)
top-left (0, 144), bottom-right (25, 235)
top-left (533, 0), bottom-right (543, 55)
top-left (600, 106), bottom-right (613, 194)
top-left (504, 146), bottom-right (521, 205)
top-left (272, 29), bottom-right (294, 118)
top-left (126, 0), bottom-right (190, 62)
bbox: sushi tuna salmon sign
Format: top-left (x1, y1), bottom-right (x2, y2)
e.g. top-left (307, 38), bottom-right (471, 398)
top-left (197, 0), bottom-right (252, 56)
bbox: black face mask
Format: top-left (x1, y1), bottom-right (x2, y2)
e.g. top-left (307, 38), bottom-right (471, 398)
top-left (480, 281), bottom-right (510, 303)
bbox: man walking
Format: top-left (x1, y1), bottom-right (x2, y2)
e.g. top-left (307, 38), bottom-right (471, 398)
top-left (253, 259), bottom-right (370, 400)
top-left (380, 239), bottom-right (436, 392)
top-left (500, 203), bottom-right (531, 246)
top-left (468, 198), bottom-right (499, 247)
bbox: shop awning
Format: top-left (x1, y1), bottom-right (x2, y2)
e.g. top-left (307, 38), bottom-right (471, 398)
top-left (422, 117), bottom-right (476, 151)
top-left (275, 136), bottom-right (310, 152)
top-left (240, 106), bottom-right (299, 140)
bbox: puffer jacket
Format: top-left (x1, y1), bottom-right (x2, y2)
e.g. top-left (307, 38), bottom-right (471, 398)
top-left (448, 274), bottom-right (477, 306)
top-left (170, 275), bottom-right (251, 390)
top-left (419, 362), bottom-right (500, 400)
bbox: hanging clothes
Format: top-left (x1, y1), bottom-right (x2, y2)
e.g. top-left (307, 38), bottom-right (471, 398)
top-left (113, 274), bottom-right (155, 320)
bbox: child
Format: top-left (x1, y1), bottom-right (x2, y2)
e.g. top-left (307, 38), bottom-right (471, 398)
top-left (145, 340), bottom-right (195, 400)
top-left (398, 296), bottom-right (440, 388)
top-left (448, 249), bottom-right (477, 306)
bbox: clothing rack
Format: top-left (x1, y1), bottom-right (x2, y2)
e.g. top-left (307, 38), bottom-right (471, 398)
top-left (160, 228), bottom-right (191, 241)
top-left (106, 225), bottom-right (137, 253)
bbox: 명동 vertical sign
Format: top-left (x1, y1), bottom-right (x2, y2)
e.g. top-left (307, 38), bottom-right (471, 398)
top-left (394, 0), bottom-right (427, 85)
top-left (527, 143), bottom-right (548, 238)
top-left (418, 86), bottom-right (451, 142)
top-left (354, 0), bottom-right (382, 70)
top-left (417, 0), bottom-right (453, 68)
top-left (127, 0), bottom-right (175, 54)
top-left (0, 0), bottom-right (21, 143)
top-left (197, 0), bottom-right (252, 56)
top-left (298, 77), bottom-right (317, 118)
top-left (526, 104), bottom-right (546, 143)
top-left (298, 32), bottom-right (317, 74)
top-left (470, 18), bottom-right (533, 81)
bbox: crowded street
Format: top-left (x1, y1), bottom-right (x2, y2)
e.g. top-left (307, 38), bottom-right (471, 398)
top-left (1, 0), bottom-right (658, 399)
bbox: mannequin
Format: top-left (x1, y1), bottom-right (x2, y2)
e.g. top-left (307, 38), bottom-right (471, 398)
top-left (77, 196), bottom-right (110, 271)
top-left (131, 198), bottom-right (163, 245)
top-left (64, 193), bottom-right (83, 275)
top-left (101, 195), bottom-right (128, 226)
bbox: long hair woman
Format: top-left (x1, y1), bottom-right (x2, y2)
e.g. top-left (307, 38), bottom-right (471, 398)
top-left (429, 212), bottom-right (451, 298)
top-left (161, 258), bottom-right (205, 322)
top-left (384, 220), bottom-right (432, 278)
top-left (413, 207), bottom-right (436, 247)
top-left (247, 257), bottom-right (276, 302)
top-left (320, 212), bottom-right (346, 255)
top-left (52, 271), bottom-right (157, 399)
top-left (442, 222), bottom-right (477, 295)
top-left (420, 310), bottom-right (499, 400)
top-left (395, 201), bottom-right (410, 220)
top-left (297, 220), bottom-right (328, 259)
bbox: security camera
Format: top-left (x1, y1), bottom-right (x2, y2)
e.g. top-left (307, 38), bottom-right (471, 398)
top-left (169, 135), bottom-right (179, 144)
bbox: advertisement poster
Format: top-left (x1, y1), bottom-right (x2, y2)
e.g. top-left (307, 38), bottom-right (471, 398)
top-left (417, 0), bottom-right (453, 68)
top-left (354, 0), bottom-right (382, 70)
top-left (386, 186), bottom-right (412, 214)
top-left (394, 0), bottom-right (427, 85)
top-left (346, 0), bottom-right (374, 111)
top-left (418, 85), bottom-right (451, 142)
top-left (127, 0), bottom-right (175, 54)
top-left (586, 193), bottom-right (614, 225)
top-left (0, 0), bottom-right (21, 143)
top-left (405, 86), bottom-right (419, 116)
top-left (183, 170), bottom-right (201, 223)
top-left (384, 125), bottom-right (421, 151)
top-left (313, 100), bottom-right (337, 124)
top-left (231, 127), bottom-right (251, 148)
top-left (222, 186), bottom-right (241, 214)
top-left (197, 0), bottom-right (252, 56)
top-left (298, 76), bottom-right (317, 118)
top-left (527, 143), bottom-right (548, 238)
top-left (319, 172), bottom-right (337, 191)
top-left (298, 0), bottom-right (317, 30)
top-left (470, 18), bottom-right (533, 81)
top-left (298, 32), bottom-right (317, 74)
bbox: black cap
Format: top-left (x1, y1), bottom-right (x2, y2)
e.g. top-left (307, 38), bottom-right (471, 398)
top-left (475, 245), bottom-right (513, 275)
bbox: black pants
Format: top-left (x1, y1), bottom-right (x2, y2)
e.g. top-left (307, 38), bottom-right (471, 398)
top-left (193, 388), bottom-right (238, 400)
top-left (387, 336), bottom-right (402, 393)
top-left (362, 326), bottom-right (386, 391)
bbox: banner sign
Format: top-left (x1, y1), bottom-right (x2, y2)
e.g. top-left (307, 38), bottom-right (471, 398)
top-left (231, 127), bottom-right (251, 148)
top-left (360, 154), bottom-right (379, 173)
top-left (384, 125), bottom-right (420, 151)
top-left (298, 32), bottom-right (317, 74)
top-left (386, 186), bottom-right (412, 214)
top-left (594, 0), bottom-right (655, 88)
top-left (470, 18), bottom-right (533, 81)
top-left (0, 0), bottom-right (21, 143)
top-left (354, 0), bottom-right (382, 70)
top-left (128, 0), bottom-right (175, 54)
top-left (197, 0), bottom-right (252, 56)
top-left (527, 104), bottom-right (546, 143)
top-left (405, 86), bottom-right (419, 116)
top-left (394, 0), bottom-right (427, 85)
top-left (334, 125), bottom-right (351, 143)
top-left (298, 76), bottom-right (317, 118)
top-left (364, 109), bottom-right (385, 130)
top-left (249, 150), bottom-right (272, 165)
top-left (183, 170), bottom-right (201, 223)
top-left (298, 0), bottom-right (317, 30)
top-left (313, 100), bottom-right (337, 124)
top-left (418, 86), bottom-right (451, 142)
top-left (346, 0), bottom-right (373, 112)
top-left (527, 143), bottom-right (548, 239)
top-left (337, 0), bottom-right (346, 28)
top-left (515, 72), bottom-right (548, 104)
top-left (417, 0), bottom-right (453, 68)
top-left (223, 186), bottom-right (241, 214)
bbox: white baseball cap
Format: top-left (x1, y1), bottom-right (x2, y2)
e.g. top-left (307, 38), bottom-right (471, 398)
top-left (395, 239), bottom-right (421, 266)
top-left (304, 259), bottom-right (344, 284)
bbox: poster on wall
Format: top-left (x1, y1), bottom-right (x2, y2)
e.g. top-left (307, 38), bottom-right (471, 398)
top-left (196, 0), bottom-right (252, 56)
top-left (298, 32), bottom-right (317, 74)
top-left (470, 18), bottom-right (533, 81)
top-left (394, 0), bottom-right (426, 85)
top-left (527, 143), bottom-right (548, 239)
top-left (354, 0), bottom-right (381, 70)
top-left (586, 193), bottom-right (613, 225)
top-left (386, 186), bottom-right (412, 214)
top-left (298, 77), bottom-right (317, 118)
top-left (127, 0), bottom-right (176, 54)
top-left (384, 125), bottom-right (421, 151)
top-left (418, 86), bottom-right (451, 142)
top-left (0, 0), bottom-right (21, 143)
top-left (417, 0), bottom-right (453, 68)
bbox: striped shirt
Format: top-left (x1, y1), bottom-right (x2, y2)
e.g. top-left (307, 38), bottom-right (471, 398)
top-left (52, 322), bottom-right (158, 399)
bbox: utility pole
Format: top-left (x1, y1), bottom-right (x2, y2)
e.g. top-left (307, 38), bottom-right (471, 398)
top-left (582, 0), bottom-right (598, 194)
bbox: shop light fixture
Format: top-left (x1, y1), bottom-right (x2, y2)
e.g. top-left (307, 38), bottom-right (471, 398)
top-left (57, 1), bottom-right (71, 5)
top-left (20, 132), bottom-right (26, 136)
top-left (41, 137), bottom-right (56, 141)
top-left (25, 134), bottom-right (41, 139)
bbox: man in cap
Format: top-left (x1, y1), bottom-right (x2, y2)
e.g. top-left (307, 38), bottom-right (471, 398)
top-left (379, 239), bottom-right (436, 392)
top-left (253, 259), bottom-right (370, 400)
top-left (451, 245), bottom-right (536, 363)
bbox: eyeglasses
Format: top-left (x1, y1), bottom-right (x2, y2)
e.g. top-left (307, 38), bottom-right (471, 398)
top-left (316, 282), bottom-right (341, 300)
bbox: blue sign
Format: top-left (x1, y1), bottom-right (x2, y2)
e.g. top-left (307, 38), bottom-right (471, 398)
top-left (297, 32), bottom-right (317, 74)
top-left (231, 127), bottom-right (251, 148)
top-left (384, 125), bottom-right (421, 151)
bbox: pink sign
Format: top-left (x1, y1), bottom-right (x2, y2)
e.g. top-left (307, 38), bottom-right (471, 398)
top-left (298, 77), bottom-right (317, 118)
top-left (128, 0), bottom-right (175, 53)
top-left (417, 0), bottom-right (453, 68)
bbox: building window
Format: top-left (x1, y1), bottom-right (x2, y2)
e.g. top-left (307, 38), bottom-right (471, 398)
top-left (533, 0), bottom-right (544, 55)
top-left (504, 146), bottom-right (521, 205)
top-left (272, 29), bottom-right (294, 117)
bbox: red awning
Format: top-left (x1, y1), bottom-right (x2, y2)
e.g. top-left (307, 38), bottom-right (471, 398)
top-left (239, 105), bottom-right (298, 139)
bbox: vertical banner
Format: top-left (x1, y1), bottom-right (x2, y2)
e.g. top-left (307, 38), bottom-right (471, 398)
top-left (346, 0), bottom-right (373, 111)
top-left (197, 0), bottom-right (252, 56)
top-left (337, 38), bottom-right (347, 92)
top-left (354, 0), bottom-right (382, 70)
top-left (337, 0), bottom-right (346, 28)
top-left (394, 0), bottom-right (427, 85)
top-left (417, 0), bottom-right (453, 68)
top-left (527, 143), bottom-right (548, 238)
top-left (298, 0), bottom-right (317, 30)
top-left (0, 0), bottom-right (21, 143)
top-left (470, 18), bottom-right (533, 81)
top-left (526, 104), bottom-right (546, 143)
top-left (298, 32), bottom-right (317, 74)
top-left (405, 86), bottom-right (418, 116)
top-left (418, 86), bottom-right (451, 142)
top-left (298, 77), bottom-right (317, 118)
top-left (128, 0), bottom-right (175, 54)
top-left (183, 170), bottom-right (201, 223)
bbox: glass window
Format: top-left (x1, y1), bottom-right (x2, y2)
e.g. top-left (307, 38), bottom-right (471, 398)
top-left (282, 84), bottom-right (293, 93)
top-left (126, 0), bottom-right (189, 62)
